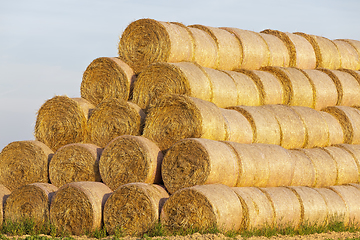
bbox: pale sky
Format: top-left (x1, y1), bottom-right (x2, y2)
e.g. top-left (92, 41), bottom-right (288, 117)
top-left (1, 0), bottom-right (360, 151)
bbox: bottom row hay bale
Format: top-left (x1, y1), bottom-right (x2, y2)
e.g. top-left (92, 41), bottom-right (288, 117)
top-left (4, 183), bottom-right (58, 225)
top-left (103, 183), bottom-right (169, 236)
top-left (50, 181), bottom-right (112, 235)
top-left (0, 184), bottom-right (10, 224)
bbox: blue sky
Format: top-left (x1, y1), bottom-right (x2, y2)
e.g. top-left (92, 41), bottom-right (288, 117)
top-left (1, 0), bottom-right (360, 151)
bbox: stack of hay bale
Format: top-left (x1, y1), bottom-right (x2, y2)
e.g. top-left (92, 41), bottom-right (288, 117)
top-left (1, 18), bottom-right (360, 236)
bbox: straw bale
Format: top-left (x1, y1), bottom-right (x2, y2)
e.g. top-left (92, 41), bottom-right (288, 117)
top-left (99, 135), bottom-right (163, 191)
top-left (220, 109), bottom-right (253, 144)
top-left (299, 69), bottom-right (338, 110)
top-left (259, 33), bottom-right (290, 67)
top-left (338, 39), bottom-right (360, 69)
top-left (143, 94), bottom-right (227, 151)
top-left (0, 185), bottom-right (10, 224)
top-left (4, 183), bottom-right (57, 225)
top-left (263, 104), bottom-right (306, 149)
top-left (162, 138), bottom-right (239, 194)
top-left (319, 111), bottom-right (344, 145)
top-left (81, 57), bottom-right (135, 106)
top-left (333, 40), bottom-right (360, 70)
top-left (288, 150), bottom-right (315, 187)
top-left (232, 187), bottom-right (273, 230)
top-left (260, 187), bottom-right (301, 229)
top-left (236, 69), bottom-right (284, 105)
top-left (262, 67), bottom-right (313, 107)
top-left (298, 148), bottom-right (337, 188)
top-left (188, 25), bottom-right (241, 70)
top-left (103, 183), bottom-right (169, 236)
top-left (260, 30), bottom-right (316, 69)
top-left (287, 186), bottom-right (327, 227)
top-left (315, 188), bottom-right (347, 225)
top-left (291, 106), bottom-right (329, 148)
top-left (0, 140), bottom-right (52, 191)
top-left (50, 181), bottom-right (112, 235)
top-left (49, 143), bottom-right (102, 188)
top-left (294, 33), bottom-right (341, 69)
top-left (221, 28), bottom-right (269, 69)
top-left (336, 144), bottom-right (360, 182)
top-left (86, 98), bottom-right (145, 148)
top-left (160, 184), bottom-right (243, 232)
top-left (35, 96), bottom-right (94, 152)
top-left (322, 106), bottom-right (360, 144)
top-left (338, 69), bottom-right (360, 87)
top-left (228, 105), bottom-right (281, 145)
top-left (118, 19), bottom-right (193, 74)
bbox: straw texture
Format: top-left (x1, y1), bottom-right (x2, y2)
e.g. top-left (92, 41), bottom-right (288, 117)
top-left (315, 187), bottom-right (347, 224)
top-left (220, 109), bottom-right (253, 144)
top-left (333, 40), bottom-right (360, 70)
top-left (288, 150), bottom-right (315, 187)
top-left (0, 185), bottom-right (11, 224)
top-left (319, 111), bottom-right (344, 145)
top-left (259, 32), bottom-right (290, 67)
top-left (336, 144), bottom-right (360, 182)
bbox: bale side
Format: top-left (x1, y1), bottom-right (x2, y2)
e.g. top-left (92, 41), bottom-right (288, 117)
top-left (335, 144), bottom-right (360, 183)
top-left (0, 185), bottom-right (11, 224)
top-left (319, 111), bottom-right (344, 145)
top-left (259, 32), bottom-right (290, 67)
top-left (338, 39), bottom-right (360, 69)
top-left (333, 40), bottom-right (360, 70)
top-left (288, 150), bottom-right (315, 187)
top-left (315, 188), bottom-right (347, 225)
top-left (220, 109), bottom-right (253, 144)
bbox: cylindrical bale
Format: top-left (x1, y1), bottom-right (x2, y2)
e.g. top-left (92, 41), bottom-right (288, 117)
top-left (188, 25), bottom-right (241, 70)
top-left (228, 105), bottom-right (281, 145)
top-left (261, 30), bottom-right (316, 69)
top-left (0, 140), bottom-right (52, 191)
top-left (162, 138), bottom-right (239, 194)
top-left (333, 40), bottom-right (360, 70)
top-left (291, 106), bottom-right (329, 148)
top-left (322, 106), bottom-right (360, 144)
top-left (259, 32), bottom-right (290, 67)
top-left (318, 69), bottom-right (360, 106)
top-left (288, 150), bottom-right (315, 187)
top-left (221, 28), bottom-right (269, 69)
top-left (335, 144), bottom-right (360, 183)
top-left (86, 98), bottom-right (145, 148)
top-left (49, 143), bottom-right (102, 188)
top-left (118, 19), bottom-right (193, 74)
top-left (299, 148), bottom-right (337, 188)
top-left (294, 33), bottom-right (341, 69)
top-left (160, 184), bottom-right (243, 232)
top-left (0, 185), bottom-right (11, 224)
top-left (319, 111), bottom-right (344, 145)
top-left (35, 96), bottom-right (95, 152)
top-left (80, 57), bottom-right (135, 106)
top-left (299, 69), bottom-right (338, 110)
top-left (263, 104), bottom-right (306, 149)
top-left (99, 135), bottom-right (163, 191)
top-left (287, 186), bottom-right (327, 227)
top-left (236, 69), bottom-right (284, 105)
top-left (339, 69), bottom-right (360, 87)
top-left (50, 181), bottom-right (112, 235)
top-left (260, 187), bottom-right (302, 229)
top-left (103, 183), bottom-right (169, 236)
top-left (338, 39), bottom-right (360, 70)
top-left (4, 183), bottom-right (58, 225)
top-left (220, 109), bottom-right (253, 144)
top-left (232, 187), bottom-right (273, 230)
top-left (143, 94), bottom-right (228, 151)
top-left (261, 67), bottom-right (313, 107)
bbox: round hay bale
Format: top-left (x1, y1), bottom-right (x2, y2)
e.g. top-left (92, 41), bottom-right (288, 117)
top-left (333, 40), bottom-right (360, 70)
top-left (288, 150), bottom-right (315, 187)
top-left (162, 138), bottom-right (239, 194)
top-left (188, 25), bottom-right (241, 70)
top-left (335, 144), bottom-right (360, 183)
top-left (4, 183), bottom-right (58, 225)
top-left (259, 32), bottom-right (290, 67)
top-left (80, 57), bottom-right (135, 106)
top-left (291, 106), bottom-right (329, 148)
top-left (49, 143), bottom-right (102, 188)
top-left (143, 94), bottom-right (227, 151)
top-left (160, 184), bottom-right (243, 232)
top-left (319, 111), bottom-right (344, 145)
top-left (0, 140), bottom-right (52, 191)
top-left (220, 109), bottom-right (253, 144)
top-left (221, 28), bottom-right (269, 69)
top-left (50, 181), bottom-right (112, 235)
top-left (103, 183), bottom-right (169, 236)
top-left (0, 185), bottom-right (11, 224)
top-left (35, 96), bottom-right (94, 152)
top-left (232, 187), bottom-right (273, 231)
top-left (86, 98), bottom-right (145, 148)
top-left (118, 19), bottom-right (193, 74)
top-left (287, 186), bottom-right (327, 227)
top-left (259, 187), bottom-right (301, 229)
top-left (236, 69), bottom-right (284, 105)
top-left (263, 104), bottom-right (306, 149)
top-left (294, 33), bottom-right (341, 69)
top-left (260, 30), bottom-right (316, 69)
top-left (322, 106), bottom-right (360, 144)
top-left (261, 67), bottom-right (313, 107)
top-left (338, 69), bottom-right (360, 88)
top-left (299, 148), bottom-right (337, 188)
top-left (99, 135), bottom-right (163, 191)
top-left (338, 39), bottom-right (360, 70)
top-left (228, 105), bottom-right (281, 145)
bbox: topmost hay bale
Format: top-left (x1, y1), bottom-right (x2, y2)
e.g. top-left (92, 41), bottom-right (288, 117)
top-left (80, 57), bottom-right (136, 106)
top-left (118, 19), bottom-right (193, 74)
top-left (0, 185), bottom-right (10, 224)
top-left (338, 39), bottom-right (360, 70)
top-left (333, 40), bottom-right (360, 70)
top-left (259, 32), bottom-right (290, 67)
top-left (260, 30), bottom-right (316, 69)
top-left (35, 96), bottom-right (95, 152)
